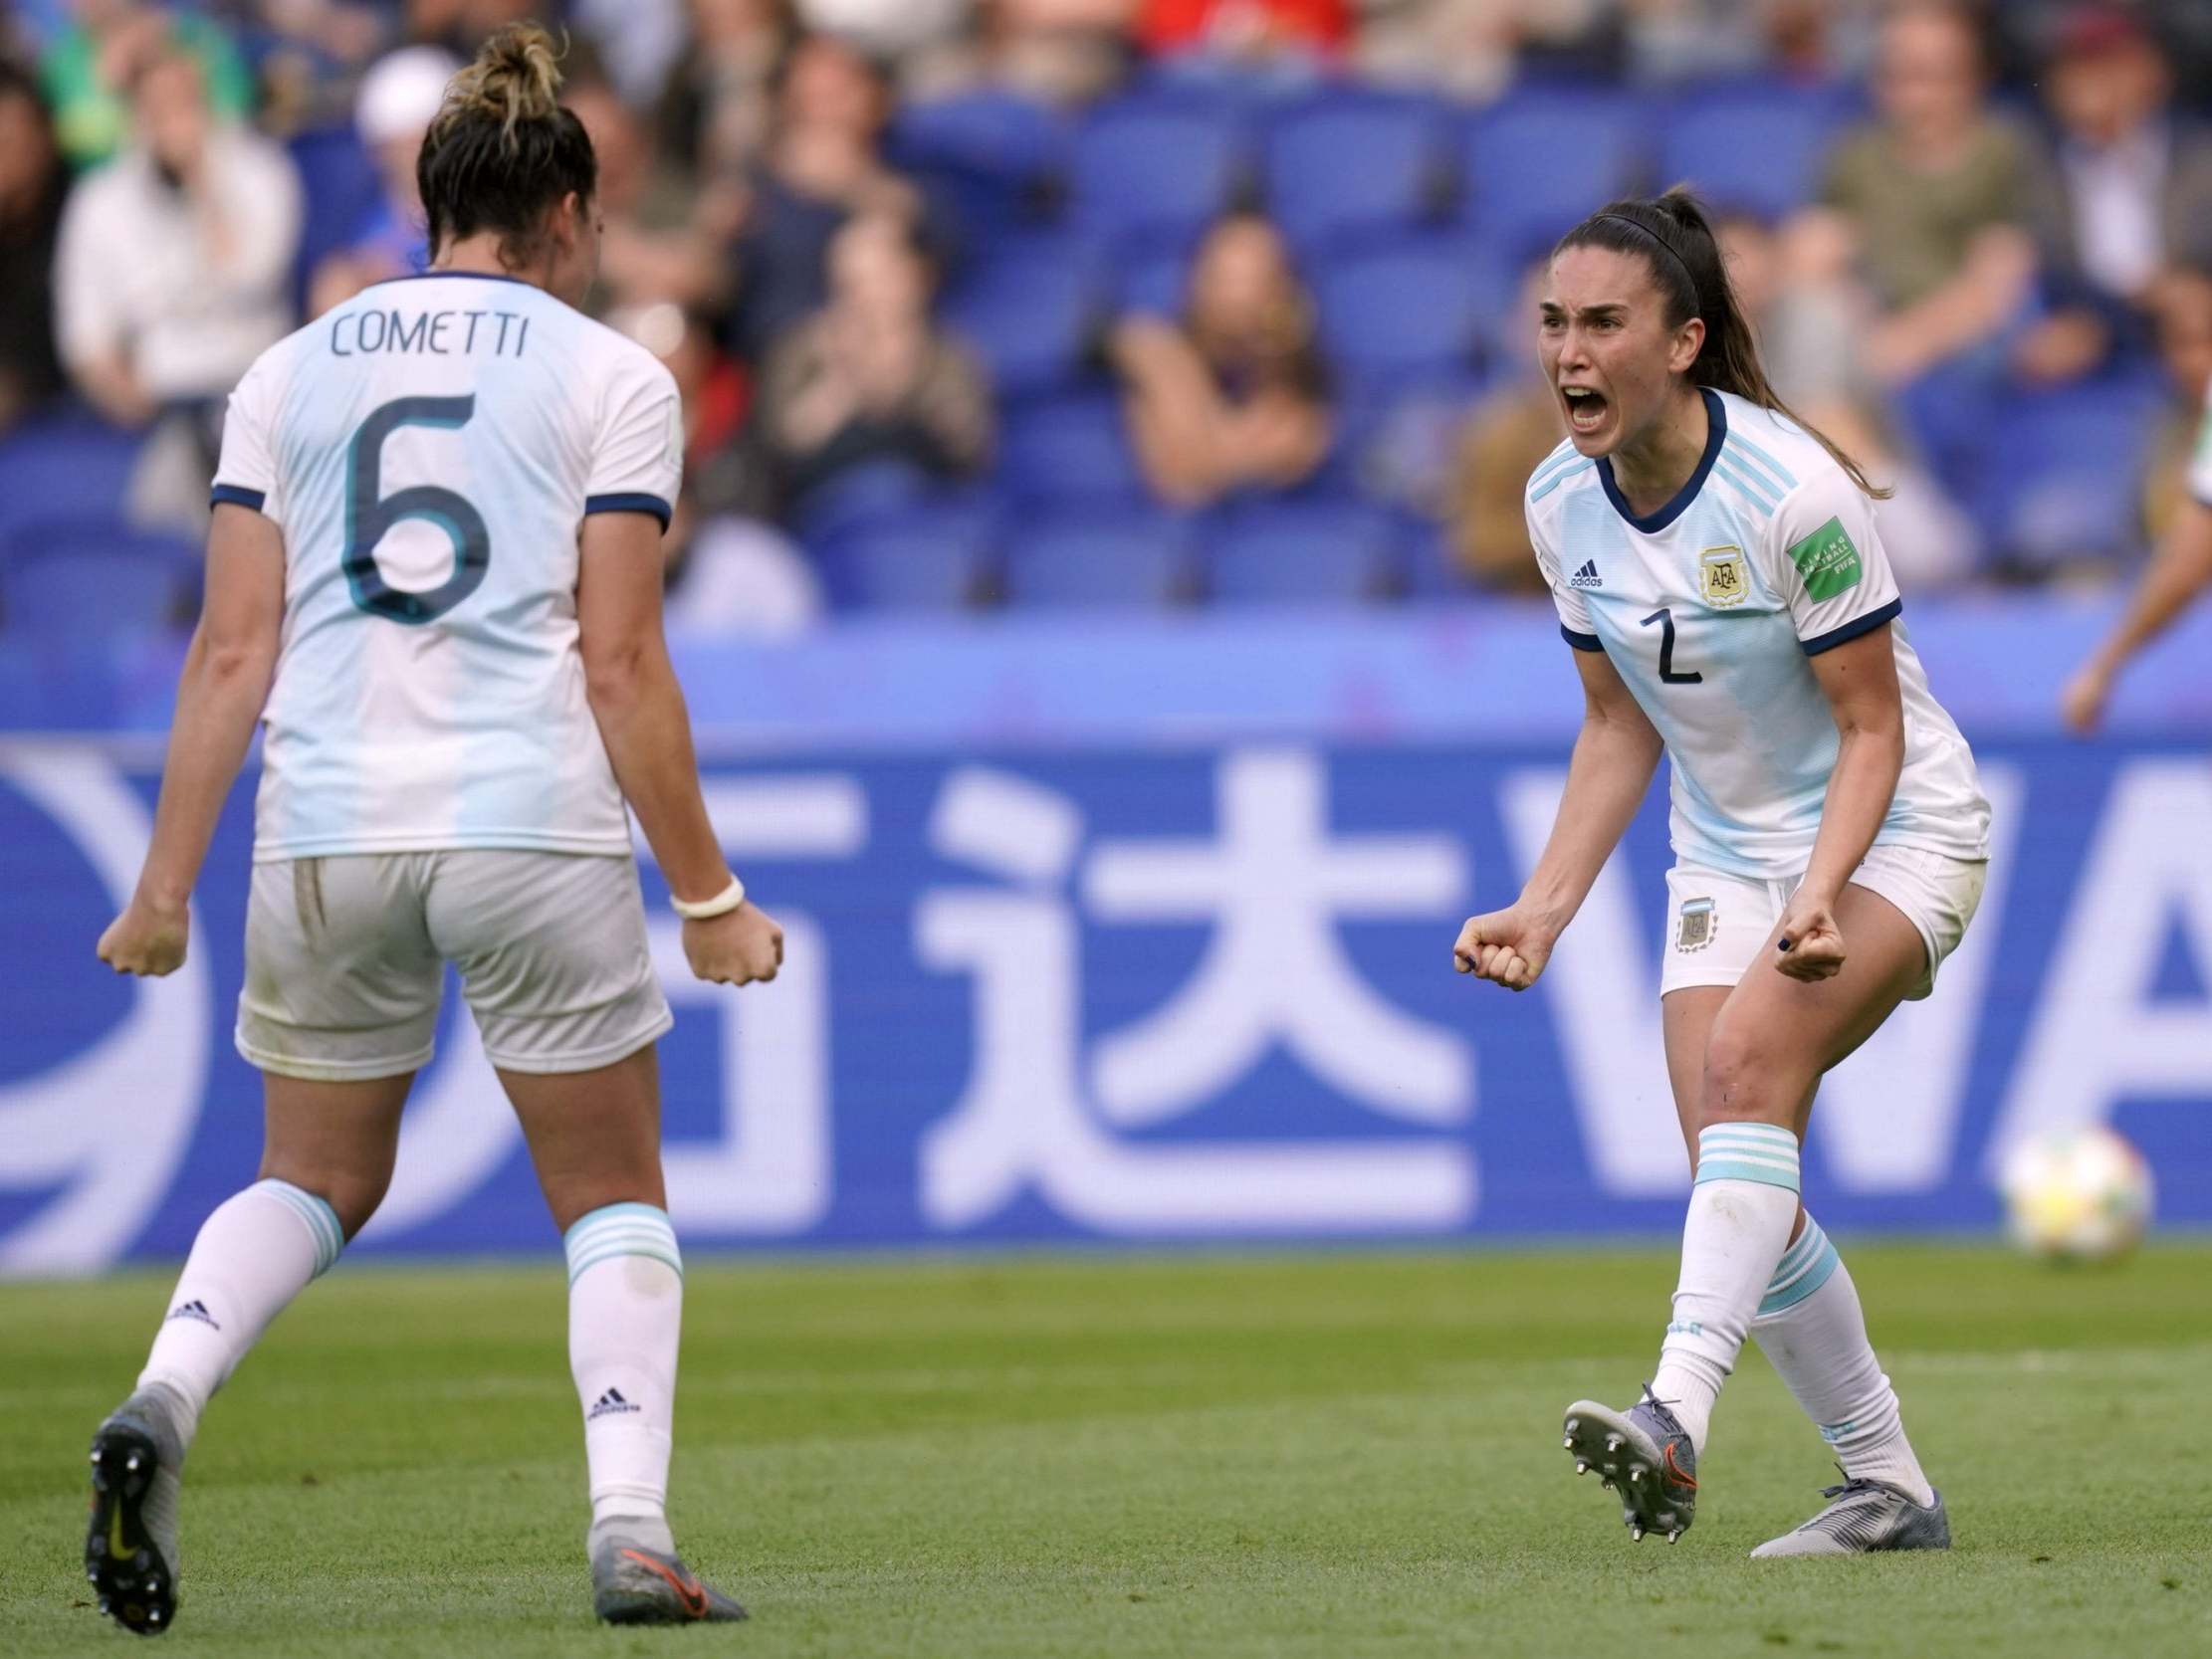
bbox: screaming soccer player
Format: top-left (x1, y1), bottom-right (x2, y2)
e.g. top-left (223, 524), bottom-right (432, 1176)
top-left (83, 25), bottom-right (773, 1631)
top-left (1451, 190), bottom-right (1992, 1555)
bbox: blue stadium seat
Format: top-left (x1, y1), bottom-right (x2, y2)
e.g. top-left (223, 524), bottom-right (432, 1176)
top-left (288, 124), bottom-right (384, 306)
top-left (1069, 95), bottom-right (1247, 244)
top-left (0, 412), bottom-right (144, 545)
top-left (1261, 90), bottom-right (1454, 253)
top-left (1002, 509), bottom-right (1194, 608)
top-left (996, 392), bottom-right (1147, 508)
top-left (812, 499), bottom-right (996, 612)
top-left (1114, 239), bottom-right (1191, 318)
top-left (1461, 84), bottom-right (1641, 257)
top-left (1204, 500), bottom-right (1400, 604)
top-left (890, 89), bottom-right (1069, 231)
top-left (1973, 374), bottom-right (2165, 570)
top-left (791, 459), bottom-right (941, 548)
top-left (1313, 235), bottom-right (1486, 389)
top-left (1658, 80), bottom-right (1850, 221)
top-left (944, 234), bottom-right (1102, 397)
top-left (1, 519), bottom-right (196, 639)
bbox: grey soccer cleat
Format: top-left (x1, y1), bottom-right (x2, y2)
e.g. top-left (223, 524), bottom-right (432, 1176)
top-left (1562, 1385), bottom-right (1699, 1545)
top-left (591, 1535), bottom-right (749, 1624)
top-left (1750, 1476), bottom-right (1950, 1557)
top-left (85, 1383), bottom-right (189, 1635)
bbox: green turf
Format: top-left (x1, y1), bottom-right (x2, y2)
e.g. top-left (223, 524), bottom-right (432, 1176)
top-left (2, 1243), bottom-right (2208, 1657)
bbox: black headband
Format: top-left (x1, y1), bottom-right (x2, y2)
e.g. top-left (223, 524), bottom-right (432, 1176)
top-left (1594, 212), bottom-right (1700, 305)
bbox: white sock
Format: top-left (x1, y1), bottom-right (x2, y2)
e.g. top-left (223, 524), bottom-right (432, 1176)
top-left (1649, 1123), bottom-right (1803, 1455)
top-left (1751, 1217), bottom-right (1935, 1506)
top-left (566, 1202), bottom-right (683, 1555)
top-left (136, 1178), bottom-right (346, 1447)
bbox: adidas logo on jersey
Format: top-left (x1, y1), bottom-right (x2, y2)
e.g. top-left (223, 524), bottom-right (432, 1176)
top-left (1569, 560), bottom-right (1603, 589)
top-left (587, 1387), bottom-right (642, 1422)
top-left (165, 1298), bottom-right (220, 1331)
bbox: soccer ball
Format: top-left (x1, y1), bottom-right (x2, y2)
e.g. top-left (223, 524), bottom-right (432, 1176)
top-left (1998, 1126), bottom-right (2153, 1263)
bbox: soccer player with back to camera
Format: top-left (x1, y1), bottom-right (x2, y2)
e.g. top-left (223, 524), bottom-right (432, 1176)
top-left (1452, 190), bottom-right (1992, 1555)
top-left (85, 25), bottom-right (772, 1631)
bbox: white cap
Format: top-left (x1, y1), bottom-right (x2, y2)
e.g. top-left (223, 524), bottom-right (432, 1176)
top-left (355, 47), bottom-right (462, 149)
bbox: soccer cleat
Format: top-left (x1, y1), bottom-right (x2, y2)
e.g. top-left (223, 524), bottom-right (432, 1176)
top-left (1562, 1386), bottom-right (1698, 1545)
top-left (1750, 1476), bottom-right (1950, 1558)
top-left (591, 1536), bottom-right (749, 1624)
top-left (86, 1384), bottom-right (188, 1636)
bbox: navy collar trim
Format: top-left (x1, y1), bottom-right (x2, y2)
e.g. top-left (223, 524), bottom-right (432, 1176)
top-left (1598, 387), bottom-right (1726, 534)
top-left (380, 270), bottom-right (542, 290)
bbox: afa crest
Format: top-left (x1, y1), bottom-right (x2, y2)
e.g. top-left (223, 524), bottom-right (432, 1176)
top-left (1699, 546), bottom-right (1748, 609)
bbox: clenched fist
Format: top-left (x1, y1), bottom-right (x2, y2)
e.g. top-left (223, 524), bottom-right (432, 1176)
top-left (1452, 905), bottom-right (1557, 993)
top-left (682, 901), bottom-right (784, 986)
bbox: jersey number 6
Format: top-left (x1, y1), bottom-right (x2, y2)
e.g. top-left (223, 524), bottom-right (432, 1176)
top-left (344, 395), bottom-right (491, 625)
top-left (1641, 607), bottom-right (1703, 685)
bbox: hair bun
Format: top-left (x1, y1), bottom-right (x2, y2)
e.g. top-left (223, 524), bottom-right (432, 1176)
top-left (445, 21), bottom-right (564, 144)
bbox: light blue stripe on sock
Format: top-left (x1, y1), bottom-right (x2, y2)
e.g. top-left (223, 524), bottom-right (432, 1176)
top-left (1759, 1224), bottom-right (1841, 1316)
top-left (258, 1178), bottom-right (344, 1277)
top-left (1695, 1123), bottom-right (1800, 1192)
top-left (563, 1201), bottom-right (681, 1287)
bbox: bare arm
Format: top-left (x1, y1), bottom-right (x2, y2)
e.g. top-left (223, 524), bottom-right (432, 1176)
top-left (1454, 647), bottom-right (1663, 989)
top-left (1774, 623), bottom-right (1906, 978)
top-left (98, 504), bottom-right (285, 975)
top-left (577, 511), bottom-right (782, 984)
top-left (2062, 495), bottom-right (2212, 733)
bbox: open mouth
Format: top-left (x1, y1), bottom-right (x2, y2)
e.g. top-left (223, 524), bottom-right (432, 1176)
top-left (1562, 385), bottom-right (1609, 436)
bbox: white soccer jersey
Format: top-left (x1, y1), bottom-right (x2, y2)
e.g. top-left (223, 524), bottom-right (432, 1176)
top-left (212, 272), bottom-right (683, 861)
top-left (1526, 389), bottom-right (1991, 879)
top-left (2189, 377), bottom-right (2212, 507)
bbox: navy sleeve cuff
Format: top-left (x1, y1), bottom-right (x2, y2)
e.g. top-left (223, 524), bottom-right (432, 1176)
top-left (1801, 597), bottom-right (1902, 656)
top-left (210, 484), bottom-right (266, 512)
top-left (1561, 625), bottom-right (1604, 652)
top-left (584, 492), bottom-right (673, 529)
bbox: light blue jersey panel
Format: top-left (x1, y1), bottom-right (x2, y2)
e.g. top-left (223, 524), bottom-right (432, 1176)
top-left (1528, 390), bottom-right (1989, 878)
top-left (212, 274), bottom-right (683, 861)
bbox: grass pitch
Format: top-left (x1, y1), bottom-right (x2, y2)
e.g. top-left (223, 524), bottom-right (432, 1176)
top-left (2, 1243), bottom-right (2207, 1658)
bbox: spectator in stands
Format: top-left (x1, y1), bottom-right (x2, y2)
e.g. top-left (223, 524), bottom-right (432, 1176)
top-left (308, 47), bottom-right (458, 317)
top-left (568, 72), bottom-right (735, 316)
top-left (1799, 0), bottom-right (2039, 389)
top-left (1141, 0), bottom-right (1347, 80)
top-left (726, 31), bottom-right (934, 361)
top-left (53, 44), bottom-right (300, 484)
top-left (40, 0), bottom-right (254, 170)
top-left (924, 0), bottom-right (1141, 107)
top-left (653, 0), bottom-right (794, 187)
top-left (754, 210), bottom-right (993, 515)
top-left (2016, 6), bottom-right (2212, 386)
top-left (1109, 210), bottom-right (1331, 509)
top-left (0, 62), bottom-right (67, 436)
top-left (1443, 255), bottom-right (1560, 593)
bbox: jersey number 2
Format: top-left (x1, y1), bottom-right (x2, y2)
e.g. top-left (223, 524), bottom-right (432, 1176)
top-left (344, 395), bottom-right (490, 624)
top-left (1641, 607), bottom-right (1702, 685)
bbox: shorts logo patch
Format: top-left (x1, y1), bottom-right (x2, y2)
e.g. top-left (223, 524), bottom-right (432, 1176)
top-left (1676, 897), bottom-right (1716, 952)
top-left (1698, 545), bottom-right (1748, 609)
top-left (1786, 516), bottom-right (1863, 600)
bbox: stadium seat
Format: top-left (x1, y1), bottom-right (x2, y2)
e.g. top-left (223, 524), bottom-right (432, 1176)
top-left (812, 499), bottom-right (997, 613)
top-left (1973, 373), bottom-right (2165, 571)
top-left (0, 412), bottom-right (144, 546)
top-left (1260, 89), bottom-right (1455, 253)
top-left (287, 124), bottom-right (385, 308)
top-left (1114, 238), bottom-right (1192, 318)
top-left (944, 233), bottom-right (1103, 397)
top-left (995, 391), bottom-right (1148, 508)
top-left (890, 88), bottom-right (1069, 231)
top-left (1313, 235), bottom-right (1487, 389)
top-left (1002, 508), bottom-right (1194, 608)
top-left (0, 519), bottom-right (196, 639)
top-left (1203, 499), bottom-right (1401, 604)
top-left (1461, 84), bottom-right (1642, 257)
top-left (1658, 80), bottom-right (1851, 222)
top-left (1068, 94), bottom-right (1247, 244)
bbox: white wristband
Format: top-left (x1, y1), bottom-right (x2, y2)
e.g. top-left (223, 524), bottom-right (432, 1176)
top-left (670, 876), bottom-right (747, 921)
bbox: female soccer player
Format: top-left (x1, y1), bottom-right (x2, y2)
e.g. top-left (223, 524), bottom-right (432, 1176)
top-left (1453, 190), bottom-right (1991, 1555)
top-left (85, 26), bottom-right (773, 1630)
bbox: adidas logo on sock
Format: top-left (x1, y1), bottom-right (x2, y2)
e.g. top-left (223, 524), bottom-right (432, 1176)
top-left (165, 1298), bottom-right (220, 1331)
top-left (1569, 560), bottom-right (1603, 589)
top-left (587, 1387), bottom-right (642, 1422)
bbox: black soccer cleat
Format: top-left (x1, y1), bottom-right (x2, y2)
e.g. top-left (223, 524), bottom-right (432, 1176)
top-left (85, 1401), bottom-right (182, 1636)
top-left (591, 1537), bottom-right (749, 1625)
top-left (1562, 1384), bottom-right (1699, 1545)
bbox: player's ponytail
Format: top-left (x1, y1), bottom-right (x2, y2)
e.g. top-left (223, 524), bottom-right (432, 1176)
top-left (417, 22), bottom-right (597, 271)
top-left (1557, 189), bottom-right (1891, 501)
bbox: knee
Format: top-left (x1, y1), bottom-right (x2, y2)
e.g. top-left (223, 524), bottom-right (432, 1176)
top-left (1699, 1020), bottom-right (1793, 1126)
top-left (260, 1162), bottom-right (388, 1240)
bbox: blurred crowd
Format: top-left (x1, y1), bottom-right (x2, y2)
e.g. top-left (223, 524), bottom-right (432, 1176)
top-left (5, 0), bottom-right (2212, 635)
